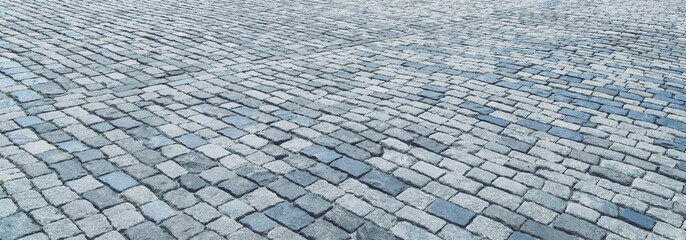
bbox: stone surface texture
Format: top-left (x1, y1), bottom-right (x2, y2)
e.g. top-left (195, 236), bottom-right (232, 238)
top-left (1, 0), bottom-right (686, 239)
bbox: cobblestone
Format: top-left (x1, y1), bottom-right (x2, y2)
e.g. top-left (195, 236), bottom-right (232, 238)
top-left (1, 0), bottom-right (686, 239)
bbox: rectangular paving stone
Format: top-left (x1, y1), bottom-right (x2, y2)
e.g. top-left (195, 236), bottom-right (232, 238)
top-left (483, 204), bottom-right (526, 229)
top-left (360, 170), bottom-right (405, 196)
top-left (619, 208), bottom-right (656, 230)
top-left (267, 178), bottom-right (307, 201)
top-left (589, 166), bottom-right (633, 186)
top-left (82, 187), bottom-right (124, 210)
top-left (0, 212), bottom-right (41, 239)
top-left (222, 115), bottom-right (256, 129)
top-left (144, 135), bottom-right (174, 149)
top-left (466, 216), bottom-right (511, 240)
top-left (110, 117), bottom-right (142, 130)
top-left (218, 176), bottom-right (258, 197)
top-left (460, 101), bottom-right (494, 115)
top-left (239, 212), bottom-right (277, 233)
top-left (301, 145), bottom-right (342, 163)
top-left (324, 206), bottom-right (365, 233)
top-left (308, 163), bottom-right (347, 184)
top-left (508, 232), bottom-right (535, 240)
top-left (10, 89), bottom-right (43, 102)
top-left (13, 116), bottom-right (42, 127)
top-left (218, 127), bottom-right (248, 139)
top-left (517, 119), bottom-right (551, 131)
top-left (161, 214), bottom-right (204, 239)
top-left (265, 202), bottom-right (315, 231)
top-left (334, 143), bottom-right (371, 160)
top-left (477, 115), bottom-right (510, 127)
top-left (175, 133), bottom-right (208, 149)
top-left (51, 160), bottom-right (88, 181)
top-left (124, 221), bottom-right (172, 239)
top-left (99, 171), bottom-right (139, 192)
top-left (301, 219), bottom-right (349, 240)
top-left (552, 214), bottom-right (606, 240)
top-left (598, 216), bottom-right (648, 239)
top-left (427, 198), bottom-right (475, 227)
top-left (521, 220), bottom-right (575, 240)
top-left (548, 127), bottom-right (583, 141)
top-left (285, 170), bottom-right (318, 187)
top-left (140, 200), bottom-right (176, 223)
top-left (330, 157), bottom-right (372, 177)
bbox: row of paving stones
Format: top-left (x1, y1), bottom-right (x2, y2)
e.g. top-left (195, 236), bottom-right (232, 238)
top-left (2, 0), bottom-right (686, 239)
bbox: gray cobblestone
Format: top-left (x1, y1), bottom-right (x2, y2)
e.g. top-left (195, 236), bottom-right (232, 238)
top-left (0, 212), bottom-right (41, 239)
top-left (2, 0), bottom-right (686, 239)
top-left (466, 216), bottom-right (511, 240)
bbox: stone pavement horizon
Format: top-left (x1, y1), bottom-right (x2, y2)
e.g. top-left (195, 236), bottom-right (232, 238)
top-left (1, 0), bottom-right (686, 239)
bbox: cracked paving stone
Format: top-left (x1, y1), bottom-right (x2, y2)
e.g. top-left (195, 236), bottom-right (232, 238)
top-left (265, 202), bottom-right (315, 231)
top-left (360, 170), bottom-right (405, 196)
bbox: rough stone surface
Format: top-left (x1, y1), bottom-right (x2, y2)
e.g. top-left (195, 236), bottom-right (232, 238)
top-left (360, 170), bottom-right (405, 196)
top-left (1, 1), bottom-right (686, 239)
top-left (552, 214), bottom-right (606, 240)
top-left (264, 202), bottom-right (315, 231)
top-left (98, 171), bottom-right (139, 192)
top-left (427, 198), bottom-right (476, 227)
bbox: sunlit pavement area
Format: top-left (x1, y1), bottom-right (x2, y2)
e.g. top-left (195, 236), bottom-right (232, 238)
top-left (1, 0), bottom-right (686, 239)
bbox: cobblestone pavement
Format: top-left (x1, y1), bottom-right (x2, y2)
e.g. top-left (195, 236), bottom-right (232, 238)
top-left (1, 0), bottom-right (686, 239)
